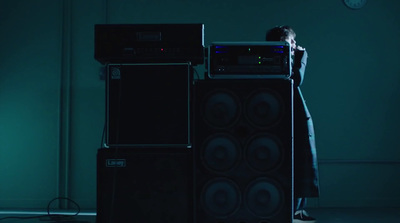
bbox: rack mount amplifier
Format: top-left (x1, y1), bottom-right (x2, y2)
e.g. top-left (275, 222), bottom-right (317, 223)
top-left (208, 41), bottom-right (291, 79)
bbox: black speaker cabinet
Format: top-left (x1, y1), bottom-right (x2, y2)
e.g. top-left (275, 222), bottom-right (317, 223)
top-left (106, 63), bottom-right (191, 147)
top-left (193, 79), bottom-right (293, 223)
top-left (97, 148), bottom-right (193, 223)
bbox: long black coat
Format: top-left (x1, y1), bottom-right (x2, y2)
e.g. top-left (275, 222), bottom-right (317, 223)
top-left (292, 50), bottom-right (320, 198)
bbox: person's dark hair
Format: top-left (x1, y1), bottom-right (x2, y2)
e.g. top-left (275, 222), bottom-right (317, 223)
top-left (266, 25), bottom-right (296, 41)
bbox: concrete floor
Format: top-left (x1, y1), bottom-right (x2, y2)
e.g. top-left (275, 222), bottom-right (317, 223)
top-left (308, 207), bottom-right (400, 223)
top-left (1, 208), bottom-right (400, 223)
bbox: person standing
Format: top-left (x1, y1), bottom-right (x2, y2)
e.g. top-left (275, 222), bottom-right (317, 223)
top-left (266, 25), bottom-right (320, 223)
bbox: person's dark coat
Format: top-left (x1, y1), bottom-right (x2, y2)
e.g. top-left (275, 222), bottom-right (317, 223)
top-left (291, 50), bottom-right (320, 198)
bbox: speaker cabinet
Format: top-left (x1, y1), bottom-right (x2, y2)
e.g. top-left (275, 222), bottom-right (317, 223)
top-left (97, 148), bottom-right (193, 223)
top-left (193, 79), bottom-right (293, 223)
top-left (106, 63), bottom-right (191, 147)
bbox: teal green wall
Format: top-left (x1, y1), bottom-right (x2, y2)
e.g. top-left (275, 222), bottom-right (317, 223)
top-left (0, 0), bottom-right (399, 209)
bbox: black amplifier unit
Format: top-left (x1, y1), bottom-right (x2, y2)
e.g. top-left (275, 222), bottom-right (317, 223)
top-left (95, 24), bottom-right (204, 65)
top-left (208, 41), bottom-right (291, 79)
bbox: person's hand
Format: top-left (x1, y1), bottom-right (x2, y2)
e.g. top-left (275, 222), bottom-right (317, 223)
top-left (296, 45), bottom-right (305, 51)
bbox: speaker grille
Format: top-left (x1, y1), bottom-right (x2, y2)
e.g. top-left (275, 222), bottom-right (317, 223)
top-left (194, 79), bottom-right (293, 223)
top-left (97, 148), bottom-right (193, 223)
top-left (106, 63), bottom-right (191, 147)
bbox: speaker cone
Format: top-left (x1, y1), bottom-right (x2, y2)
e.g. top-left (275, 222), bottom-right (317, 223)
top-left (245, 178), bottom-right (284, 217)
top-left (245, 134), bottom-right (283, 172)
top-left (203, 90), bottom-right (240, 128)
top-left (201, 178), bottom-right (241, 217)
top-left (202, 134), bottom-right (240, 172)
top-left (245, 89), bottom-right (283, 128)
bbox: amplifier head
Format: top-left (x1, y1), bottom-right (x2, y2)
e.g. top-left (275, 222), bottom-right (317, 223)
top-left (95, 24), bottom-right (205, 65)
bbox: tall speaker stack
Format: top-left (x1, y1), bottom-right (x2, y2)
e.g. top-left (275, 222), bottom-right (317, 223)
top-left (192, 42), bottom-right (294, 223)
top-left (95, 24), bottom-right (204, 223)
top-left (193, 79), bottom-right (293, 223)
top-left (95, 25), bottom-right (294, 223)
